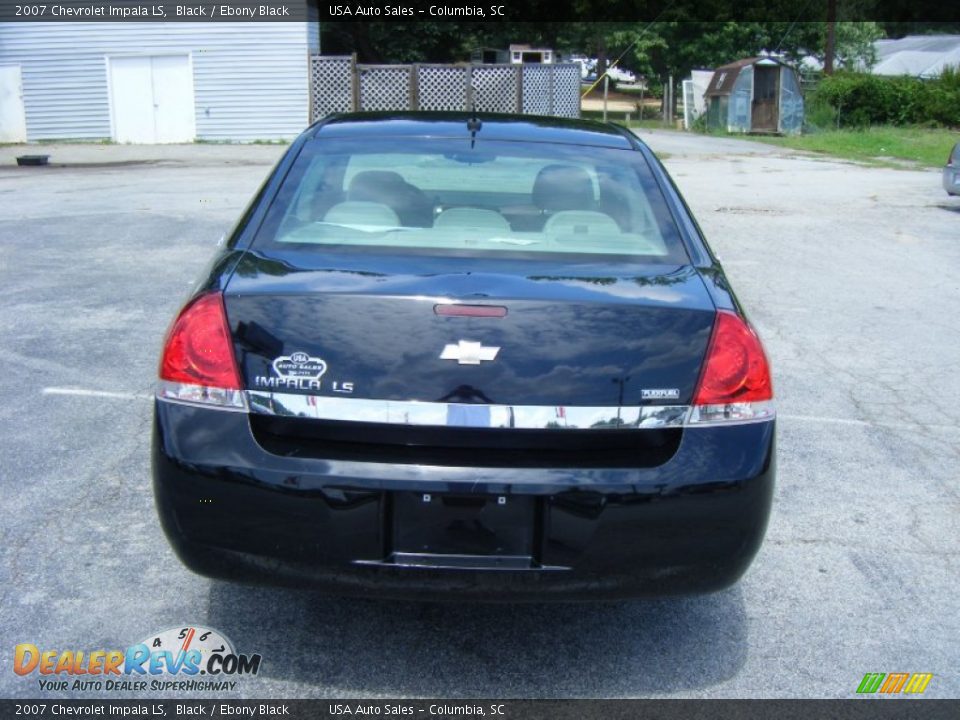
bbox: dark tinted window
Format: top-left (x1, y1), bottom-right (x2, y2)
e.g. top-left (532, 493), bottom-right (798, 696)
top-left (254, 138), bottom-right (689, 263)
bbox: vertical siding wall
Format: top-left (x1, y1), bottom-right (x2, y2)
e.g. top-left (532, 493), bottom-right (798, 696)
top-left (0, 22), bottom-right (315, 141)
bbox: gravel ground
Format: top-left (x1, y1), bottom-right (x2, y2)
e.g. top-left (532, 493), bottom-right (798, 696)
top-left (0, 132), bottom-right (957, 700)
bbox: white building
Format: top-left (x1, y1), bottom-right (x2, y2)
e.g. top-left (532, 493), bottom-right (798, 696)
top-left (0, 16), bottom-right (319, 143)
top-left (508, 45), bottom-right (554, 64)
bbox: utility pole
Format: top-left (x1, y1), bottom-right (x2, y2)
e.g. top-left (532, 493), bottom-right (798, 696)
top-left (666, 74), bottom-right (673, 127)
top-left (603, 73), bottom-right (609, 122)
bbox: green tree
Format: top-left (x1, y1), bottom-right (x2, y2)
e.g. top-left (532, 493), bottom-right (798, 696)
top-left (812, 22), bottom-right (886, 70)
top-left (320, 16), bottom-right (885, 81)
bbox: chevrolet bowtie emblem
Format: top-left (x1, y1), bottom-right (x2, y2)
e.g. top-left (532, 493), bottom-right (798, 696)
top-left (439, 340), bottom-right (500, 365)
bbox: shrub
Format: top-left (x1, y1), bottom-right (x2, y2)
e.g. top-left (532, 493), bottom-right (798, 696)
top-left (925, 66), bottom-right (960, 127)
top-left (809, 70), bottom-right (960, 128)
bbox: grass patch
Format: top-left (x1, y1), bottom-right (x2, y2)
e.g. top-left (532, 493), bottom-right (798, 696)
top-left (580, 110), bottom-right (679, 131)
top-left (618, 118), bottom-right (680, 131)
top-left (750, 126), bottom-right (959, 168)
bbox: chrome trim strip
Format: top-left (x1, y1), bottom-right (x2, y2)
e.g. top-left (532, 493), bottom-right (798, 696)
top-left (157, 388), bottom-right (777, 428)
top-left (246, 391), bottom-right (689, 430)
top-left (354, 555), bottom-right (570, 571)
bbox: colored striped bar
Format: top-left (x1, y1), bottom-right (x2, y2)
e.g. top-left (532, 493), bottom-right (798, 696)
top-left (879, 673), bottom-right (909, 694)
top-left (856, 673), bottom-right (885, 694)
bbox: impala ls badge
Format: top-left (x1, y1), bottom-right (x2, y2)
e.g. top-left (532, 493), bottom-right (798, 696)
top-left (439, 340), bottom-right (500, 365)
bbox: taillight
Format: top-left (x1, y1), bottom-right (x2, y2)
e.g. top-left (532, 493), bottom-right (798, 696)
top-left (158, 292), bottom-right (246, 410)
top-left (688, 310), bottom-right (774, 425)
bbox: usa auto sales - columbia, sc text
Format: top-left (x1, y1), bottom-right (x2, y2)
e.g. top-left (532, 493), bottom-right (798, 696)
top-left (329, 704), bottom-right (506, 716)
top-left (328, 5), bottom-right (505, 17)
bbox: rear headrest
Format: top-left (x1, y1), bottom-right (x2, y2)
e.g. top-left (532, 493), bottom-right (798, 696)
top-left (323, 201), bottom-right (400, 228)
top-left (434, 207), bottom-right (511, 231)
top-left (347, 170), bottom-right (432, 227)
top-left (348, 171), bottom-right (409, 200)
top-left (532, 164), bottom-right (595, 212)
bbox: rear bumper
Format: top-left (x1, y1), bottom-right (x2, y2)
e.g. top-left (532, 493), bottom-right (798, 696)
top-left (152, 400), bottom-right (775, 601)
top-left (945, 167), bottom-right (959, 196)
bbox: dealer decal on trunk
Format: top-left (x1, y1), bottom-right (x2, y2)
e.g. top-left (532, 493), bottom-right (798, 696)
top-left (254, 351), bottom-right (328, 391)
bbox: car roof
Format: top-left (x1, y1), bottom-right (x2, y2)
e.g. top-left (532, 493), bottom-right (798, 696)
top-left (309, 112), bottom-right (639, 150)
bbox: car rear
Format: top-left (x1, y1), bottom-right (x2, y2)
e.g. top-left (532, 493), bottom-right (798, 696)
top-left (152, 114), bottom-right (775, 600)
top-left (945, 142), bottom-right (960, 196)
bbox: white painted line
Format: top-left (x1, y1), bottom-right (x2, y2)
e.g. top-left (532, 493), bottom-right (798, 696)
top-left (42, 387), bottom-right (152, 401)
top-left (780, 413), bottom-right (960, 433)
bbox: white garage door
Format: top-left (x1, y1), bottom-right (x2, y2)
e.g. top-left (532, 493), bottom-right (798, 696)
top-left (0, 65), bottom-right (27, 143)
top-left (109, 55), bottom-right (195, 144)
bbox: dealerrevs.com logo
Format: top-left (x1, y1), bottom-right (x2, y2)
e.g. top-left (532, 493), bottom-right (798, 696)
top-left (14, 626), bottom-right (261, 693)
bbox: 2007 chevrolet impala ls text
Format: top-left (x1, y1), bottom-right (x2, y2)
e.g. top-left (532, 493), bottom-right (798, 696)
top-left (152, 112), bottom-right (775, 600)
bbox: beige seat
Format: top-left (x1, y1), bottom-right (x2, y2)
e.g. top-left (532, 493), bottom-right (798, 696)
top-left (323, 201), bottom-right (400, 228)
top-left (543, 210), bottom-right (621, 237)
top-left (434, 207), bottom-right (512, 231)
top-left (504, 164), bottom-right (598, 232)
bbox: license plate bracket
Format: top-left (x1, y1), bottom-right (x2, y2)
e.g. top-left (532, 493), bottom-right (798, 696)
top-left (392, 492), bottom-right (535, 558)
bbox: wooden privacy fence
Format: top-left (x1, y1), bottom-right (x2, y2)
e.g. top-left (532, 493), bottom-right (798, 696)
top-left (309, 55), bottom-right (581, 121)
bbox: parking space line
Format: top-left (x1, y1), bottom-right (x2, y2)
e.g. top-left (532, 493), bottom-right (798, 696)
top-left (42, 387), bottom-right (152, 401)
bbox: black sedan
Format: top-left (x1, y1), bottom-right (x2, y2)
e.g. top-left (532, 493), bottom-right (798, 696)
top-left (153, 113), bottom-right (775, 600)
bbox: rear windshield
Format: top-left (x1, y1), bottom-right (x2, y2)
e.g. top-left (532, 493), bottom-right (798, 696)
top-left (254, 137), bottom-right (689, 263)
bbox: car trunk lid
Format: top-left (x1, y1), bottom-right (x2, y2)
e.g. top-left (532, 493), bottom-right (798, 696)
top-left (223, 252), bottom-right (715, 409)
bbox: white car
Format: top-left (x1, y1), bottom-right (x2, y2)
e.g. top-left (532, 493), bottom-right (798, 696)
top-left (573, 57), bottom-right (636, 84)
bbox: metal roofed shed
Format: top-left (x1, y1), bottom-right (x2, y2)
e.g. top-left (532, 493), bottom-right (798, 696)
top-left (704, 57), bottom-right (804, 135)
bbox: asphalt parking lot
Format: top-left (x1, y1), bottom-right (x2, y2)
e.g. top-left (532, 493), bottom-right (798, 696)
top-left (1, 131), bottom-right (957, 699)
